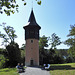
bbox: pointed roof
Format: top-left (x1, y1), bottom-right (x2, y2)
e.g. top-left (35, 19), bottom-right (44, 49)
top-left (28, 9), bottom-right (37, 25)
top-left (23, 9), bottom-right (41, 29)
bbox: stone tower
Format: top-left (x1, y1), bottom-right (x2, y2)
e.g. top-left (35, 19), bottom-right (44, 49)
top-left (23, 10), bottom-right (41, 66)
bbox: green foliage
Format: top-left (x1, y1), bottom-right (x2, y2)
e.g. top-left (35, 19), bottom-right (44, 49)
top-left (21, 49), bottom-right (25, 58)
top-left (66, 56), bottom-right (73, 63)
top-left (37, 1), bottom-right (41, 5)
top-left (68, 47), bottom-right (75, 61)
top-left (65, 25), bottom-right (75, 46)
top-left (68, 25), bottom-right (75, 37)
top-left (0, 0), bottom-right (41, 16)
top-left (56, 49), bottom-right (68, 57)
top-left (65, 24), bottom-right (75, 61)
top-left (0, 23), bottom-right (22, 67)
top-left (47, 49), bottom-right (65, 64)
top-left (0, 48), bottom-right (8, 59)
top-left (3, 25), bottom-right (17, 43)
top-left (39, 35), bottom-right (49, 49)
top-left (39, 35), bottom-right (49, 65)
top-left (0, 48), bottom-right (9, 68)
top-left (20, 44), bottom-right (25, 65)
top-left (0, 23), bottom-right (17, 46)
top-left (39, 34), bottom-right (63, 65)
top-left (0, 68), bottom-right (19, 75)
top-left (6, 43), bottom-right (21, 67)
top-left (65, 38), bottom-right (75, 46)
top-left (0, 55), bottom-right (6, 69)
top-left (0, 0), bottom-right (26, 15)
top-left (20, 49), bottom-right (25, 65)
top-left (50, 33), bottom-right (62, 49)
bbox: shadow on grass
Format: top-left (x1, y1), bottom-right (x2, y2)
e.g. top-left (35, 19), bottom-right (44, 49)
top-left (50, 65), bottom-right (75, 70)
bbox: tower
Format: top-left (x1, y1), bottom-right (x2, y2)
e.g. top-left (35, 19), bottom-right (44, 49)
top-left (23, 10), bottom-right (41, 66)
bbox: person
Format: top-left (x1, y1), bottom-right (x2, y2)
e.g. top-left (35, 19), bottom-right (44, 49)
top-left (16, 63), bottom-right (21, 69)
top-left (45, 64), bottom-right (50, 70)
top-left (44, 64), bottom-right (46, 69)
top-left (16, 63), bottom-right (22, 72)
top-left (16, 63), bottom-right (25, 72)
top-left (20, 63), bottom-right (25, 72)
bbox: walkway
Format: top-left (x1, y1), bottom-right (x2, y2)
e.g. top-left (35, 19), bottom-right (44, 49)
top-left (19, 67), bottom-right (50, 75)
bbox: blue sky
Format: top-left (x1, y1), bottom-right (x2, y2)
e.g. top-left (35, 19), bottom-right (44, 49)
top-left (0, 0), bottom-right (75, 49)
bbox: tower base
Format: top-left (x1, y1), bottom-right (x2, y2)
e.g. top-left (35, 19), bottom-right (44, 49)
top-left (25, 39), bottom-right (39, 67)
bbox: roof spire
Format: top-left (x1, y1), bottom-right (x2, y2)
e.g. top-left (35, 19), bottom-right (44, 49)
top-left (28, 9), bottom-right (37, 25)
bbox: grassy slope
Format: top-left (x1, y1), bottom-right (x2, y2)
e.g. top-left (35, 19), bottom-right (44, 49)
top-left (0, 68), bottom-right (19, 75)
top-left (50, 63), bottom-right (75, 75)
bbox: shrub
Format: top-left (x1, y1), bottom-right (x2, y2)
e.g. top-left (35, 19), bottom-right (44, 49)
top-left (0, 55), bottom-right (6, 69)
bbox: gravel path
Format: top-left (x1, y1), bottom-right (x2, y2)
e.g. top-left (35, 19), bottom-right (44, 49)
top-left (19, 67), bottom-right (50, 75)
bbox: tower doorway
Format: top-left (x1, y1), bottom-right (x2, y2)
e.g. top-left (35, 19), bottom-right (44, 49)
top-left (30, 59), bottom-right (34, 66)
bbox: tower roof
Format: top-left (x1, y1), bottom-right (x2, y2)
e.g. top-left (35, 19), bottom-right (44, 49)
top-left (28, 9), bottom-right (37, 25)
top-left (23, 9), bottom-right (41, 29)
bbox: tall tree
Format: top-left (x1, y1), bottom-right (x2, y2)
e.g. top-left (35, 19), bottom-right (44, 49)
top-left (0, 23), bottom-right (17, 46)
top-left (0, 0), bottom-right (41, 16)
top-left (65, 25), bottom-right (75, 61)
top-left (50, 33), bottom-right (61, 49)
top-left (0, 23), bottom-right (21, 67)
top-left (39, 35), bottom-right (49, 65)
top-left (6, 43), bottom-right (21, 67)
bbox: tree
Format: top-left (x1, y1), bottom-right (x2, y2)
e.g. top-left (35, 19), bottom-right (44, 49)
top-left (6, 43), bottom-right (21, 67)
top-left (0, 0), bottom-right (41, 16)
top-left (0, 54), bottom-right (6, 68)
top-left (0, 23), bottom-right (17, 46)
top-left (50, 33), bottom-right (61, 49)
top-left (68, 25), bottom-right (75, 37)
top-left (0, 23), bottom-right (21, 67)
top-left (39, 35), bottom-right (49, 65)
top-left (39, 35), bottom-right (49, 49)
top-left (65, 25), bottom-right (75, 61)
top-left (65, 25), bottom-right (75, 47)
top-left (39, 34), bottom-right (62, 65)
top-left (47, 33), bottom-right (62, 64)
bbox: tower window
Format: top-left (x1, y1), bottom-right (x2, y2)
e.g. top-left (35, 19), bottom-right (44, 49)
top-left (31, 40), bottom-right (33, 43)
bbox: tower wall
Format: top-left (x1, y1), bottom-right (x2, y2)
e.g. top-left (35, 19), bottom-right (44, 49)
top-left (25, 39), bottom-right (39, 66)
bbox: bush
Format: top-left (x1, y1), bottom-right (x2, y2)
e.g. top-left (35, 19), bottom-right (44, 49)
top-left (0, 55), bottom-right (6, 69)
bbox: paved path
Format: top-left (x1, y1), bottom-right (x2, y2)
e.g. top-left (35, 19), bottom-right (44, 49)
top-left (19, 67), bottom-right (50, 75)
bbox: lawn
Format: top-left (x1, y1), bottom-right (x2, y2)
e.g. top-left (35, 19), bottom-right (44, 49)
top-left (50, 63), bottom-right (75, 75)
top-left (0, 68), bottom-right (19, 75)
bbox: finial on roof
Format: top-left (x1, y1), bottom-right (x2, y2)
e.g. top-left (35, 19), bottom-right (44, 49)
top-left (32, 0), bottom-right (33, 10)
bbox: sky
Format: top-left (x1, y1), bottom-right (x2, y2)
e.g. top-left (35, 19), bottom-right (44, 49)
top-left (0, 0), bottom-right (75, 49)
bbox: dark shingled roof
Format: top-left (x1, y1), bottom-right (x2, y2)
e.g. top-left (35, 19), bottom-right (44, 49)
top-left (23, 9), bottom-right (41, 29)
top-left (27, 9), bottom-right (39, 26)
top-left (28, 9), bottom-right (37, 25)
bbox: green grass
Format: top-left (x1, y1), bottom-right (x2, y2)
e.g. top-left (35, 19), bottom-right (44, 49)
top-left (50, 63), bottom-right (75, 75)
top-left (0, 68), bottom-right (19, 75)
